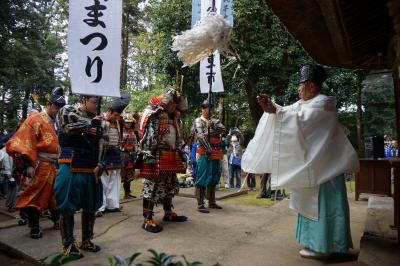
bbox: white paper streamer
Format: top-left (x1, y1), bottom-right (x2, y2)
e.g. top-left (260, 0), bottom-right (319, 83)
top-left (172, 13), bottom-right (232, 67)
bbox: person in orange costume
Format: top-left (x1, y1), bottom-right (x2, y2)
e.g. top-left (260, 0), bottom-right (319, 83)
top-left (6, 88), bottom-right (66, 239)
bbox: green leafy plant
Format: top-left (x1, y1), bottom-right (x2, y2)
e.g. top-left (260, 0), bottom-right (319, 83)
top-left (108, 252), bottom-right (142, 266)
top-left (49, 254), bottom-right (80, 266)
top-left (108, 249), bottom-right (205, 266)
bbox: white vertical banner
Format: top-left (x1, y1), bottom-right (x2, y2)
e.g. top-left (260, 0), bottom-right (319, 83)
top-left (200, 51), bottom-right (224, 93)
top-left (68, 0), bottom-right (122, 97)
top-left (200, 0), bottom-right (222, 19)
top-left (199, 0), bottom-right (224, 93)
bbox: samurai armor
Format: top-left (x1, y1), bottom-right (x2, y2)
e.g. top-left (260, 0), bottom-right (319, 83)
top-left (139, 148), bottom-right (186, 179)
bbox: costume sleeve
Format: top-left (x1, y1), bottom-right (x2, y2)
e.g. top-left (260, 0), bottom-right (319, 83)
top-left (98, 120), bottom-right (109, 164)
top-left (194, 118), bottom-right (212, 151)
top-left (58, 105), bottom-right (91, 136)
top-left (139, 114), bottom-right (158, 154)
top-left (6, 116), bottom-right (38, 166)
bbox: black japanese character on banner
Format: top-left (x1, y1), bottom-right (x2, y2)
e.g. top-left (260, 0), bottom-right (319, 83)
top-left (83, 0), bottom-right (108, 28)
top-left (207, 1), bottom-right (217, 13)
top-left (206, 55), bottom-right (216, 86)
top-left (80, 33), bottom-right (108, 51)
top-left (85, 56), bottom-right (103, 83)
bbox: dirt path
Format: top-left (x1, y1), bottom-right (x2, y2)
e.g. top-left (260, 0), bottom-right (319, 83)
top-left (0, 194), bottom-right (367, 265)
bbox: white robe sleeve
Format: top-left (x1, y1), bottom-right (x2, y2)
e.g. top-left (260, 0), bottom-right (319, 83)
top-left (271, 95), bottom-right (359, 189)
top-left (241, 113), bottom-right (274, 174)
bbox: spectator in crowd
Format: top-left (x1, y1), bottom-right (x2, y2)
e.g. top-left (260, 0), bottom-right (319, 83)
top-left (227, 127), bottom-right (244, 189)
top-left (221, 136), bottom-right (229, 189)
top-left (189, 143), bottom-right (198, 179)
top-left (0, 146), bottom-right (8, 199)
top-left (390, 140), bottom-right (398, 157)
top-left (1, 138), bottom-right (16, 211)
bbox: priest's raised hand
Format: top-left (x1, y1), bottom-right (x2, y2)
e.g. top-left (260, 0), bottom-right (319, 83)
top-left (256, 94), bottom-right (276, 113)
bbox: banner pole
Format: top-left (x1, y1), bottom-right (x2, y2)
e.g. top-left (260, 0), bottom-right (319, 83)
top-left (208, 0), bottom-right (216, 139)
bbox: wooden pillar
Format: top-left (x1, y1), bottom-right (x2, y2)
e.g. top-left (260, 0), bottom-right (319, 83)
top-left (392, 47), bottom-right (400, 246)
top-left (393, 64), bottom-right (400, 143)
top-left (390, 159), bottom-right (400, 245)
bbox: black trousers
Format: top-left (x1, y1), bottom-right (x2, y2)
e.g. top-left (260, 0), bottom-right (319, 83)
top-left (247, 173), bottom-right (256, 189)
top-left (258, 173), bottom-right (271, 197)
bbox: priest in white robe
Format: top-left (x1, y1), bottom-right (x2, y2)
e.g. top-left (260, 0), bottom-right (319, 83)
top-left (242, 64), bottom-right (359, 259)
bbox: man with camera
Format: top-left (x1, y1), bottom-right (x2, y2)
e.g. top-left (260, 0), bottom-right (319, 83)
top-left (227, 127), bottom-right (244, 189)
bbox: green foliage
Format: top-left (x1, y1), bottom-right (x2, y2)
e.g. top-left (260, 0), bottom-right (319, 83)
top-left (49, 249), bottom-right (206, 266)
top-left (109, 253), bottom-right (142, 266)
top-left (49, 254), bottom-right (79, 266)
top-left (108, 249), bottom-right (204, 266)
top-left (138, 0), bottom-right (370, 133)
top-left (124, 86), bottom-right (165, 113)
top-left (0, 0), bottom-right (64, 130)
top-left (362, 73), bottom-right (396, 137)
top-left (1, 0), bottom-right (396, 142)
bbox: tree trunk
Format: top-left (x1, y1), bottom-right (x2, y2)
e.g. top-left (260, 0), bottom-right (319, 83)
top-left (218, 97), bottom-right (225, 125)
top-left (244, 76), bottom-right (263, 128)
top-left (356, 83), bottom-right (365, 157)
top-left (120, 9), bottom-right (129, 88)
top-left (22, 87), bottom-right (31, 120)
top-left (0, 90), bottom-right (6, 130)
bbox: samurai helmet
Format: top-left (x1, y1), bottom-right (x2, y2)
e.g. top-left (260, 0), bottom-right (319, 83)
top-left (148, 88), bottom-right (182, 110)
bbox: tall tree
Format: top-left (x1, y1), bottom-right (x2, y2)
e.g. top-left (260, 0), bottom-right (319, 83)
top-left (0, 0), bottom-right (63, 130)
top-left (120, 0), bottom-right (145, 89)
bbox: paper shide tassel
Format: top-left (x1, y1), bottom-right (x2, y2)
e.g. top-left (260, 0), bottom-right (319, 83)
top-left (172, 13), bottom-right (232, 67)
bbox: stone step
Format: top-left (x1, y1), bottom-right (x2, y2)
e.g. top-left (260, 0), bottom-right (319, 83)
top-left (358, 196), bottom-right (400, 266)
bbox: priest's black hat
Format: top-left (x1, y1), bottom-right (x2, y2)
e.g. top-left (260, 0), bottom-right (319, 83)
top-left (299, 64), bottom-right (327, 85)
top-left (111, 93), bottom-right (131, 114)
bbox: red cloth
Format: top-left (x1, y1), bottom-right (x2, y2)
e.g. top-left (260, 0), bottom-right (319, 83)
top-left (7, 112), bottom-right (59, 211)
top-left (197, 137), bottom-right (223, 160)
top-left (15, 161), bottom-right (57, 211)
top-left (139, 149), bottom-right (185, 179)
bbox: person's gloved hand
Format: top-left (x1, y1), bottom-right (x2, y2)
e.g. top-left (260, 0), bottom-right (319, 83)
top-left (91, 116), bottom-right (102, 127)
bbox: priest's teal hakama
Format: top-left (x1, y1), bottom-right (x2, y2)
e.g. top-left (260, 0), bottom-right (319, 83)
top-left (296, 175), bottom-right (352, 254)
